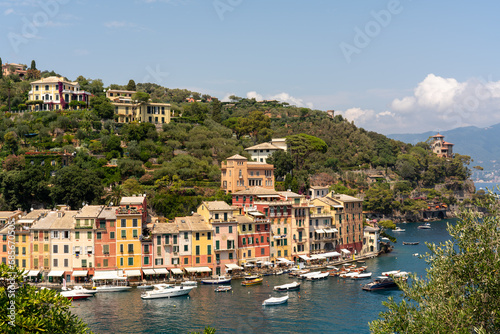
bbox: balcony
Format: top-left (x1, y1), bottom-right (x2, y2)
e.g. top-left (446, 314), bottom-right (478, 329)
top-left (294, 238), bottom-right (307, 243)
top-left (310, 213), bottom-right (332, 218)
top-left (75, 224), bottom-right (93, 229)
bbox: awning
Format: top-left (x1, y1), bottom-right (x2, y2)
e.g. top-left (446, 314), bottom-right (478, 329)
top-left (170, 268), bottom-right (183, 275)
top-left (322, 251), bottom-right (341, 257)
top-left (299, 255), bottom-right (312, 261)
top-left (27, 270), bottom-right (40, 276)
top-left (273, 235), bottom-right (286, 239)
top-left (47, 270), bottom-right (64, 277)
top-left (226, 263), bottom-right (244, 270)
top-left (248, 211), bottom-right (264, 216)
top-left (196, 267), bottom-right (212, 273)
top-left (154, 268), bottom-right (169, 275)
top-left (263, 261), bottom-right (273, 266)
top-left (311, 254), bottom-right (326, 260)
top-left (324, 228), bottom-right (338, 233)
top-left (341, 249), bottom-right (351, 254)
top-left (184, 267), bottom-right (198, 273)
top-left (125, 270), bottom-right (142, 277)
top-left (244, 263), bottom-right (254, 267)
top-left (277, 257), bottom-right (293, 264)
top-left (72, 270), bottom-right (88, 277)
top-left (256, 194), bottom-right (280, 198)
top-left (143, 269), bottom-right (156, 275)
top-left (315, 229), bottom-right (325, 233)
top-left (93, 270), bottom-right (127, 280)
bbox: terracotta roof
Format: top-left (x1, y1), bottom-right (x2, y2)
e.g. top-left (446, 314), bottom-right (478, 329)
top-left (23, 209), bottom-right (48, 219)
top-left (226, 154), bottom-right (247, 160)
top-left (278, 191), bottom-right (302, 198)
top-left (245, 142), bottom-right (282, 151)
top-left (235, 215), bottom-right (254, 224)
top-left (442, 141), bottom-right (454, 146)
top-left (233, 187), bottom-right (280, 196)
top-left (203, 201), bottom-right (234, 211)
top-left (51, 210), bottom-right (79, 229)
top-left (0, 211), bottom-right (19, 219)
top-left (174, 214), bottom-right (209, 231)
top-left (31, 211), bottom-right (58, 229)
top-left (432, 133), bottom-right (444, 138)
top-left (328, 193), bottom-right (363, 203)
top-left (98, 207), bottom-right (118, 220)
top-left (152, 222), bottom-right (179, 234)
top-left (75, 205), bottom-right (103, 218)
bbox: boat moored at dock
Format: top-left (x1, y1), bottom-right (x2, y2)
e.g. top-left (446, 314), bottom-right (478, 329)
top-left (141, 284), bottom-right (195, 299)
top-left (201, 276), bottom-right (231, 285)
top-left (241, 277), bottom-right (263, 286)
top-left (362, 277), bottom-right (399, 291)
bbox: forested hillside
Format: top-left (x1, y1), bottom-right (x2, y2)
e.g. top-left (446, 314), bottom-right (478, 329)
top-left (0, 61), bottom-right (474, 219)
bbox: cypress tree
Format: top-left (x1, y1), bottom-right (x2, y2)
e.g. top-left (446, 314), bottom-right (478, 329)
top-left (30, 60), bottom-right (36, 70)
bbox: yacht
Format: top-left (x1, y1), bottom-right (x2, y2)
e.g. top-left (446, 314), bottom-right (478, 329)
top-left (141, 284), bottom-right (195, 299)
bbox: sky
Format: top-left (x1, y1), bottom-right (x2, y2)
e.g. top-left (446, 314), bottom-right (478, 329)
top-left (2, 0), bottom-right (500, 135)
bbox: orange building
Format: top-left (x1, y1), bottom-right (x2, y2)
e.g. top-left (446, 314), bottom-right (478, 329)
top-left (431, 133), bottom-right (454, 158)
top-left (220, 154), bottom-right (275, 193)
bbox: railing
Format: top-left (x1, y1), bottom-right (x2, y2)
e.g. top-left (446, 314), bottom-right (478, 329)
top-left (310, 213), bottom-right (332, 218)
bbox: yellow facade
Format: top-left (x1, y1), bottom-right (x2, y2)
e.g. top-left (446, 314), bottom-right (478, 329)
top-left (116, 214), bottom-right (143, 269)
top-left (190, 228), bottom-right (213, 268)
top-left (106, 90), bottom-right (171, 124)
top-left (270, 217), bottom-right (291, 260)
top-left (28, 76), bottom-right (90, 111)
top-left (15, 232), bottom-right (31, 270)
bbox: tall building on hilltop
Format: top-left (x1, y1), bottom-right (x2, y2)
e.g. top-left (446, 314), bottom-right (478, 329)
top-left (220, 154), bottom-right (275, 193)
top-left (431, 133), bottom-right (454, 158)
top-left (28, 76), bottom-right (91, 111)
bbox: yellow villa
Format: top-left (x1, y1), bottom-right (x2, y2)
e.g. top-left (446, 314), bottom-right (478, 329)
top-left (28, 76), bottom-right (91, 111)
top-left (106, 89), bottom-right (171, 124)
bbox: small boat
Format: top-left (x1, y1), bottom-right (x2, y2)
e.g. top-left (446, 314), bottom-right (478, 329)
top-left (273, 281), bottom-right (301, 291)
top-left (181, 281), bottom-right (198, 287)
top-left (350, 272), bottom-right (372, 280)
top-left (243, 275), bottom-right (260, 280)
top-left (289, 269), bottom-right (309, 277)
top-left (299, 271), bottom-right (322, 279)
top-left (380, 237), bottom-right (390, 242)
top-left (326, 265), bottom-right (339, 270)
top-left (381, 270), bottom-right (400, 276)
top-left (339, 272), bottom-right (358, 278)
top-left (274, 270), bottom-right (284, 275)
top-left (402, 241), bottom-right (419, 245)
top-left (71, 285), bottom-right (98, 295)
top-left (214, 285), bottom-right (232, 292)
top-left (306, 272), bottom-right (330, 281)
top-left (393, 227), bottom-right (405, 232)
top-left (141, 284), bottom-right (195, 299)
top-left (241, 278), bottom-right (263, 286)
top-left (60, 290), bottom-right (92, 300)
top-left (137, 284), bottom-right (154, 289)
top-left (417, 223), bottom-right (431, 229)
top-left (362, 277), bottom-right (399, 291)
top-left (201, 276), bottom-right (231, 285)
top-left (413, 253), bottom-right (419, 256)
top-left (262, 294), bottom-right (289, 306)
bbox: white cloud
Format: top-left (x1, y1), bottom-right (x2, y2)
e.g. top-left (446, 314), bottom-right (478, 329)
top-left (246, 91), bottom-right (263, 101)
top-left (4, 8), bottom-right (13, 15)
top-left (268, 92), bottom-right (314, 108)
top-left (339, 107), bottom-right (375, 123)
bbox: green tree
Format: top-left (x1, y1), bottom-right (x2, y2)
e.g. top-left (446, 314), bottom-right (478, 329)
top-left (0, 264), bottom-right (94, 333)
top-left (1, 79), bottom-right (16, 113)
top-left (126, 79), bottom-right (136, 91)
top-left (51, 165), bottom-right (104, 209)
top-left (3, 131), bottom-right (19, 154)
top-left (211, 98), bottom-right (222, 123)
top-left (370, 191), bottom-right (500, 333)
top-left (30, 59), bottom-right (36, 70)
top-left (122, 177), bottom-right (144, 195)
top-left (90, 95), bottom-right (114, 119)
top-left (0, 57), bottom-right (2, 79)
top-left (286, 133), bottom-right (327, 169)
top-left (267, 150), bottom-right (294, 179)
top-left (237, 110), bottom-right (271, 143)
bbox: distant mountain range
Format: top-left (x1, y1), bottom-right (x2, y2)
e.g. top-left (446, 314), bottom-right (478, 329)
top-left (388, 123), bottom-right (500, 181)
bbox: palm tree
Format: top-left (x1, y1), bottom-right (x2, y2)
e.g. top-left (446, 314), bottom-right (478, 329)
top-left (105, 184), bottom-right (124, 206)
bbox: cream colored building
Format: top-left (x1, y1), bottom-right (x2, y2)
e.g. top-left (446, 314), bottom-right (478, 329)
top-left (28, 76), bottom-right (91, 111)
top-left (50, 210), bottom-right (78, 282)
top-left (106, 89), bottom-right (171, 124)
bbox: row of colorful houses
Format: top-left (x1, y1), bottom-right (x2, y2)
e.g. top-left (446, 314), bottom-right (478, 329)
top-left (0, 187), bottom-right (379, 283)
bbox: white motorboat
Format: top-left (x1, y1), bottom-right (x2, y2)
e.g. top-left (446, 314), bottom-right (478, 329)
top-left (93, 275), bottom-right (131, 292)
top-left (274, 270), bottom-right (284, 275)
top-left (350, 272), bottom-right (372, 280)
top-left (273, 281), bottom-right (301, 291)
top-left (262, 294), bottom-right (289, 306)
top-left (306, 272), bottom-right (330, 281)
top-left (417, 223), bottom-right (431, 229)
top-left (181, 280), bottom-right (198, 287)
top-left (393, 227), bottom-right (405, 232)
top-left (214, 285), bottom-right (232, 292)
top-left (137, 284), bottom-right (154, 289)
top-left (381, 270), bottom-right (400, 276)
top-left (141, 284), bottom-right (195, 299)
top-left (96, 285), bottom-right (132, 292)
top-left (299, 271), bottom-right (322, 279)
top-left (339, 272), bottom-right (358, 278)
top-left (60, 290), bottom-right (93, 300)
top-left (71, 285), bottom-right (98, 295)
top-left (201, 276), bottom-right (231, 285)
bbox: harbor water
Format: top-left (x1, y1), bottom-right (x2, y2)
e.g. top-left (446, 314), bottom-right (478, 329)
top-left (71, 219), bottom-right (456, 334)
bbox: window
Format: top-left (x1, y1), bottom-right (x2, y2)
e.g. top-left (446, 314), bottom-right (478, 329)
top-left (121, 219), bottom-right (126, 227)
top-left (229, 226), bottom-right (233, 233)
top-left (208, 256), bottom-right (211, 263)
top-left (110, 221), bottom-right (115, 227)
top-left (110, 232), bottom-right (115, 239)
top-left (261, 236), bottom-right (264, 243)
top-left (216, 240), bottom-right (220, 250)
top-left (229, 252), bottom-right (233, 260)
top-left (128, 257), bottom-right (134, 266)
top-left (22, 235), bottom-right (26, 242)
top-left (97, 232), bottom-right (102, 240)
top-left (87, 231), bottom-right (92, 239)
top-left (53, 245), bottom-right (58, 253)
top-left (184, 245), bottom-right (188, 252)
top-left (242, 238), bottom-right (246, 245)
top-left (196, 257), bottom-right (200, 264)
top-left (75, 231), bottom-right (80, 239)
top-left (196, 233), bottom-right (200, 241)
top-left (173, 235), bottom-right (178, 244)
top-left (215, 226), bottom-right (219, 234)
top-left (103, 245), bottom-right (110, 254)
top-left (215, 213), bottom-right (219, 220)
top-left (157, 246), bottom-right (161, 256)
top-left (184, 232), bottom-right (188, 240)
top-left (121, 230), bottom-right (126, 239)
top-left (120, 258), bottom-right (124, 266)
top-left (133, 229), bottom-right (138, 238)
top-left (52, 231), bottom-right (59, 239)
top-left (44, 244), bottom-right (49, 252)
top-left (144, 257), bottom-right (149, 265)
top-left (261, 248), bottom-right (265, 255)
top-left (157, 236), bottom-right (161, 245)
top-left (82, 259), bottom-right (87, 268)
top-left (34, 258), bottom-right (38, 268)
top-left (64, 259), bottom-right (69, 267)
top-left (184, 258), bottom-right (188, 265)
top-left (132, 219), bottom-right (138, 227)
top-left (120, 244), bottom-right (124, 253)
top-left (207, 245), bottom-right (211, 255)
top-left (103, 259), bottom-right (108, 267)
top-left (196, 245), bottom-right (200, 255)
top-left (165, 235), bottom-right (170, 244)
top-left (100, 221), bottom-right (106, 229)
top-left (128, 244), bottom-right (134, 253)
top-left (207, 232), bottom-right (211, 240)
top-left (53, 259), bottom-right (58, 267)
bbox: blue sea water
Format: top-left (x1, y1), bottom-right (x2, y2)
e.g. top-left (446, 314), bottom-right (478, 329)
top-left (474, 182), bottom-right (500, 194)
top-left (71, 220), bottom-right (455, 334)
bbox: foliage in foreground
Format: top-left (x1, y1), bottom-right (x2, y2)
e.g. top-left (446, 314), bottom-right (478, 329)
top-left (0, 264), bottom-right (93, 333)
top-left (370, 190), bottom-right (500, 333)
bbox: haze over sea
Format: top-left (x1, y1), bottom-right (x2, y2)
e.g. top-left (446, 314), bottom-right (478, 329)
top-left (71, 220), bottom-right (455, 334)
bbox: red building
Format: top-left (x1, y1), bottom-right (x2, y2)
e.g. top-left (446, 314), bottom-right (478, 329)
top-left (94, 206), bottom-right (118, 272)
